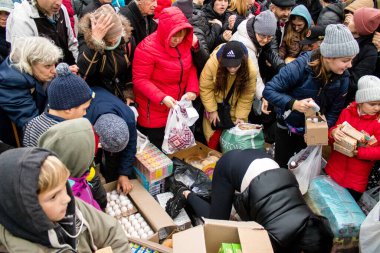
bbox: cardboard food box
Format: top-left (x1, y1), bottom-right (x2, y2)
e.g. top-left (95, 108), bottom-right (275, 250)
top-left (335, 135), bottom-right (357, 151)
top-left (129, 237), bottom-right (173, 253)
top-left (305, 114), bottom-right (328, 146)
top-left (333, 143), bottom-right (354, 157)
top-left (156, 192), bottom-right (192, 231)
top-left (340, 121), bottom-right (366, 143)
top-left (95, 247), bottom-right (113, 253)
top-left (168, 141), bottom-right (222, 179)
top-left (134, 143), bottom-right (173, 183)
top-left (173, 219), bottom-right (273, 253)
top-left (134, 167), bottom-right (165, 196)
top-left (103, 180), bottom-right (176, 243)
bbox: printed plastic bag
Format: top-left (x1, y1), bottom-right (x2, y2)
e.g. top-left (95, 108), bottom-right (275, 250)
top-left (172, 157), bottom-right (211, 199)
top-left (136, 130), bottom-right (149, 154)
top-left (359, 200), bottom-right (380, 253)
top-left (162, 96), bottom-right (197, 154)
top-left (288, 146), bottom-right (322, 194)
top-left (220, 123), bottom-right (264, 153)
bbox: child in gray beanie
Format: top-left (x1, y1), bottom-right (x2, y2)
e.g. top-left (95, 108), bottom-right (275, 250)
top-left (325, 75), bottom-right (380, 201)
top-left (263, 23), bottom-right (359, 169)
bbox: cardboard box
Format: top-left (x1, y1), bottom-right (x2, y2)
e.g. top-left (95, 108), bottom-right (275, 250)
top-left (129, 237), bottom-right (173, 253)
top-left (134, 167), bottom-right (165, 196)
top-left (95, 247), bottom-right (113, 253)
top-left (305, 114), bottom-right (328, 146)
top-left (134, 143), bottom-right (173, 183)
top-left (340, 122), bottom-right (366, 143)
top-left (156, 192), bottom-right (192, 231)
top-left (168, 141), bottom-right (222, 179)
top-left (333, 143), bottom-right (354, 157)
top-left (335, 135), bottom-right (357, 152)
top-left (104, 180), bottom-right (176, 243)
top-left (173, 219), bottom-right (273, 253)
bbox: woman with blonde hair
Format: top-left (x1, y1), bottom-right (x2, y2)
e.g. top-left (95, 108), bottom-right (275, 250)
top-left (0, 36), bottom-right (62, 146)
top-left (225, 0), bottom-right (256, 33)
top-left (263, 24), bottom-right (359, 168)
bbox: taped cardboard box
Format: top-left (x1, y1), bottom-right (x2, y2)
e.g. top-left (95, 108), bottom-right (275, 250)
top-left (129, 237), bottom-right (172, 253)
top-left (333, 143), bottom-right (354, 157)
top-left (103, 180), bottom-right (176, 243)
top-left (305, 114), bottom-right (328, 146)
top-left (173, 219), bottom-right (273, 253)
top-left (340, 121), bottom-right (366, 143)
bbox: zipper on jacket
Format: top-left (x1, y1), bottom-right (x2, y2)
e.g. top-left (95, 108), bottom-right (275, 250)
top-left (147, 100), bottom-right (151, 123)
top-left (175, 47), bottom-right (184, 100)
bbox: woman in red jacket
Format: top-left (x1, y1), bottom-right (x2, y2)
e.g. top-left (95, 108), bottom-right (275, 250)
top-left (325, 75), bottom-right (380, 201)
top-left (132, 6), bottom-right (199, 148)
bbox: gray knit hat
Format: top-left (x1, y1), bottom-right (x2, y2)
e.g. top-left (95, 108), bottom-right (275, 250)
top-left (355, 75), bottom-right (380, 103)
top-left (254, 10), bottom-right (277, 36)
top-left (94, 114), bottom-right (129, 153)
top-left (320, 24), bottom-right (359, 58)
top-left (0, 0), bottom-right (13, 13)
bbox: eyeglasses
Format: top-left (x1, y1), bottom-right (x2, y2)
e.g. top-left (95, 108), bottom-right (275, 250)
top-left (257, 33), bottom-right (273, 41)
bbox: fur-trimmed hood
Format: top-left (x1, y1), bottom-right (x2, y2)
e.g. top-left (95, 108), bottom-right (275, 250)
top-left (79, 12), bottom-right (133, 52)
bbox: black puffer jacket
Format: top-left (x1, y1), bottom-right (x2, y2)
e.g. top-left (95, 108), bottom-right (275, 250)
top-left (317, 2), bottom-right (345, 28)
top-left (77, 12), bottom-right (135, 102)
top-left (346, 35), bottom-right (378, 104)
top-left (120, 1), bottom-right (157, 46)
top-left (234, 169), bottom-right (312, 253)
top-left (202, 3), bottom-right (227, 50)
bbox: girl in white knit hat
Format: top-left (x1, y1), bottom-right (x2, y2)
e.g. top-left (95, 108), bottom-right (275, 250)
top-left (325, 75), bottom-right (380, 201)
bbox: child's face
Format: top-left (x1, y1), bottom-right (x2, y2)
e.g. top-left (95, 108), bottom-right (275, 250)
top-left (38, 180), bottom-right (71, 222)
top-left (65, 99), bottom-right (92, 120)
top-left (0, 11), bottom-right (9, 28)
top-left (359, 101), bottom-right (380, 115)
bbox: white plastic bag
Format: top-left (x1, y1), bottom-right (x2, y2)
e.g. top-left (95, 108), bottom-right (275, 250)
top-left (288, 146), bottom-right (322, 195)
top-left (162, 96), bottom-right (197, 154)
top-left (359, 200), bottom-right (380, 253)
top-left (136, 130), bottom-right (149, 154)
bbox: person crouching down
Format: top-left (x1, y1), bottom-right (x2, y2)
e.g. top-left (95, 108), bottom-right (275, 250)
top-left (0, 148), bottom-right (130, 252)
top-left (166, 149), bottom-right (334, 253)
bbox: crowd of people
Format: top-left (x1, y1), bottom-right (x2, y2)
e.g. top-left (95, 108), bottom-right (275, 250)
top-left (0, 0), bottom-right (379, 252)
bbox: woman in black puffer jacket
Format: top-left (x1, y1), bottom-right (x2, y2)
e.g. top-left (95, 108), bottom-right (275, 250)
top-left (166, 149), bottom-right (334, 253)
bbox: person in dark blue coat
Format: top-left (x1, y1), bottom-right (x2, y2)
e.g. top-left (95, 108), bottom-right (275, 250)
top-left (263, 24), bottom-right (359, 168)
top-left (0, 37), bottom-right (62, 146)
top-left (85, 86), bottom-right (137, 194)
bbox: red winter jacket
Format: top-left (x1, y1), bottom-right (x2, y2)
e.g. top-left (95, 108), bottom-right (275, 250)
top-left (132, 7), bottom-right (199, 128)
top-left (325, 102), bottom-right (380, 193)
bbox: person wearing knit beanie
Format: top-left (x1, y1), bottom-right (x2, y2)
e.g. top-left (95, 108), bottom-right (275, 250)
top-left (352, 8), bottom-right (380, 36)
top-left (355, 75), bottom-right (380, 104)
top-left (254, 10), bottom-right (277, 37)
top-left (320, 24), bottom-right (359, 58)
top-left (94, 113), bottom-right (129, 153)
top-left (48, 63), bottom-right (94, 118)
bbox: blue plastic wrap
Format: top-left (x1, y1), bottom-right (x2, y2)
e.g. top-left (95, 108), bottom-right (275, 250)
top-left (307, 176), bottom-right (366, 238)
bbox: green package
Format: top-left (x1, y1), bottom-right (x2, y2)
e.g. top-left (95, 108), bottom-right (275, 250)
top-left (218, 243), bottom-right (234, 253)
top-left (232, 243), bottom-right (242, 253)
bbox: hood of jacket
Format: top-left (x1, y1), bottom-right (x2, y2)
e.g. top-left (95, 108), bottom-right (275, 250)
top-left (290, 4), bottom-right (312, 28)
top-left (0, 57), bottom-right (41, 90)
top-left (38, 118), bottom-right (95, 178)
top-left (347, 101), bottom-right (380, 120)
top-left (0, 148), bottom-right (77, 249)
top-left (156, 6), bottom-right (193, 57)
top-left (326, 2), bottom-right (345, 19)
top-left (79, 12), bottom-right (133, 52)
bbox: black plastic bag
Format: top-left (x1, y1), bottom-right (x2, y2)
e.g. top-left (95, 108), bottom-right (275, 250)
top-left (172, 157), bottom-right (212, 199)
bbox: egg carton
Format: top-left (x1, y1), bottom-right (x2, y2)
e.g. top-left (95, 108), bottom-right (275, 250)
top-left (105, 190), bottom-right (138, 218)
top-left (119, 213), bottom-right (155, 240)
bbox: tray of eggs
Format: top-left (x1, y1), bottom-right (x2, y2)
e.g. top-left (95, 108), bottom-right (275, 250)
top-left (106, 191), bottom-right (155, 239)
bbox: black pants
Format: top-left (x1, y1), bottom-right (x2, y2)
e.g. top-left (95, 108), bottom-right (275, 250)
top-left (137, 125), bottom-right (165, 150)
top-left (187, 149), bottom-right (271, 219)
top-left (274, 125), bottom-right (307, 169)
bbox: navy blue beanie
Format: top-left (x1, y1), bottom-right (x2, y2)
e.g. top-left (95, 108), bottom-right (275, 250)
top-left (48, 63), bottom-right (93, 110)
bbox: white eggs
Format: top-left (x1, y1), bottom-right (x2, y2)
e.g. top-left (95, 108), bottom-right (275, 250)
top-left (147, 230), bottom-right (153, 236)
top-left (137, 217), bottom-right (144, 223)
top-left (141, 233), bottom-right (148, 239)
top-left (143, 226), bottom-right (150, 233)
top-left (134, 223), bottom-right (141, 230)
top-left (127, 203), bottom-right (134, 210)
top-left (111, 190), bottom-right (117, 195)
top-left (110, 195), bottom-right (118, 201)
top-left (134, 213), bottom-right (141, 219)
top-left (108, 211), bottom-right (115, 217)
top-left (131, 232), bottom-right (139, 238)
top-left (140, 221), bottom-right (147, 228)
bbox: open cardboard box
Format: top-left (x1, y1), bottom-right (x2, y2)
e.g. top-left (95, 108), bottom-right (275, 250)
top-left (103, 180), bottom-right (176, 243)
top-left (173, 219), bottom-right (273, 253)
top-left (129, 237), bottom-right (173, 253)
top-left (305, 113), bottom-right (328, 146)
